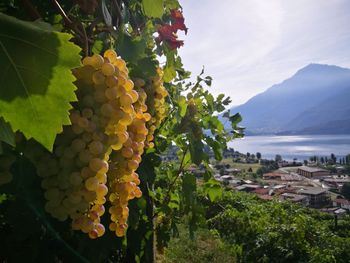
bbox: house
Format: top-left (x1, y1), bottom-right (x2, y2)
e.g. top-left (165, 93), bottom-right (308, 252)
top-left (220, 175), bottom-right (233, 182)
top-left (333, 199), bottom-right (350, 211)
top-left (297, 166), bottom-right (330, 178)
top-left (257, 194), bottom-right (274, 201)
top-left (236, 184), bottom-right (261, 192)
top-left (263, 172), bottom-right (284, 180)
top-left (253, 188), bottom-right (270, 195)
top-left (229, 179), bottom-right (242, 186)
top-left (225, 168), bottom-right (242, 175)
top-left (280, 193), bottom-right (309, 206)
top-left (321, 207), bottom-right (347, 217)
top-left (278, 160), bottom-right (302, 167)
top-left (296, 187), bottom-right (330, 208)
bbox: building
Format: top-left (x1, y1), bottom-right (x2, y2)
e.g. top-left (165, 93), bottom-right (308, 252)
top-left (225, 168), bottom-right (242, 175)
top-left (263, 172), bottom-right (284, 180)
top-left (333, 199), bottom-right (350, 211)
top-left (280, 193), bottom-right (309, 206)
top-left (256, 194), bottom-right (274, 201)
top-left (278, 160), bottom-right (303, 167)
top-left (297, 166), bottom-right (330, 178)
top-left (236, 184), bottom-right (261, 192)
top-left (296, 188), bottom-right (330, 208)
top-left (321, 207), bottom-right (347, 217)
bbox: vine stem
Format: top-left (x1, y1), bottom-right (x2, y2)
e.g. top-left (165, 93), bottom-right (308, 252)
top-left (112, 0), bottom-right (123, 27)
top-left (51, 0), bottom-right (89, 55)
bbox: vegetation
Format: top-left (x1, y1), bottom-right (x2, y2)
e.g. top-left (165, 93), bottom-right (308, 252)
top-left (218, 158), bottom-right (261, 173)
top-left (0, 0), bottom-right (243, 262)
top-left (341, 182), bottom-right (350, 200)
top-left (162, 189), bottom-right (350, 263)
top-left (1, 1), bottom-right (349, 262)
top-left (158, 226), bottom-right (237, 263)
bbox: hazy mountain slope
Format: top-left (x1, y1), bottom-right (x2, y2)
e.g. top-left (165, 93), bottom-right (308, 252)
top-left (287, 87), bottom-right (350, 131)
top-left (231, 64), bottom-right (350, 134)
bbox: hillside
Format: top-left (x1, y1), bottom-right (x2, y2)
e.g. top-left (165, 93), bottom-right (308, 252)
top-left (230, 64), bottom-right (350, 134)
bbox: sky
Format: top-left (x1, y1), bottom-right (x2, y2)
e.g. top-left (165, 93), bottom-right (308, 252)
top-left (178, 0), bottom-right (350, 106)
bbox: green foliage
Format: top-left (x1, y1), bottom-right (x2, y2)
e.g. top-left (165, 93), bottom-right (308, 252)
top-left (0, 118), bottom-right (15, 146)
top-left (116, 33), bottom-right (147, 64)
top-left (0, 13), bottom-right (81, 150)
top-left (159, 225), bottom-right (237, 263)
top-left (341, 182), bottom-right (350, 200)
top-left (0, 0), bottom-right (245, 262)
top-left (203, 190), bottom-right (350, 263)
top-left (142, 0), bottom-right (164, 18)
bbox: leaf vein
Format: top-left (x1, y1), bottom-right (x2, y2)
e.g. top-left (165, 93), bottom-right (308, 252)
top-left (0, 40), bottom-right (38, 120)
top-left (0, 33), bottom-right (58, 58)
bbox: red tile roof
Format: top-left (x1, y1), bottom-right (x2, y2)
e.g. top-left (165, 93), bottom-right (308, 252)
top-left (263, 173), bottom-right (284, 177)
top-left (253, 188), bottom-right (269, 195)
top-left (335, 199), bottom-right (350, 205)
top-left (257, 194), bottom-right (273, 201)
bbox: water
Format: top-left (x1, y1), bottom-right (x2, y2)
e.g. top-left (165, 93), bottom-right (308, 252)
top-left (227, 135), bottom-right (350, 161)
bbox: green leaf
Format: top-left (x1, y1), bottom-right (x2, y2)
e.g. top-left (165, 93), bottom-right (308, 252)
top-left (164, 0), bottom-right (180, 10)
top-left (206, 93), bottom-right (214, 111)
top-left (142, 0), bottom-right (164, 18)
top-left (116, 33), bottom-right (146, 63)
top-left (92, 39), bottom-right (103, 55)
top-left (204, 178), bottom-right (222, 202)
top-left (163, 64), bottom-right (176, 83)
top-left (163, 49), bottom-right (176, 82)
top-left (229, 113), bottom-right (242, 126)
top-left (182, 172), bottom-right (196, 206)
top-left (205, 136), bottom-right (223, 160)
top-left (189, 135), bottom-right (204, 165)
top-left (0, 193), bottom-right (7, 204)
top-left (130, 57), bottom-right (157, 79)
top-left (0, 13), bottom-right (81, 151)
top-left (178, 96), bottom-right (187, 117)
top-left (0, 117), bottom-right (15, 146)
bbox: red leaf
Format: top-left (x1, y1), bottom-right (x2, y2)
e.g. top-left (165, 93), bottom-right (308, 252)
top-left (170, 9), bottom-right (188, 34)
top-left (156, 9), bottom-right (188, 50)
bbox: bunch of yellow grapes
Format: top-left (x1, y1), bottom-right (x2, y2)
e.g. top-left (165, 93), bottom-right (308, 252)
top-left (134, 68), bottom-right (168, 149)
top-left (27, 50), bottom-right (151, 239)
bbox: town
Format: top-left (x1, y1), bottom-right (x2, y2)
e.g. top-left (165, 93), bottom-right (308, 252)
top-left (163, 146), bottom-right (350, 216)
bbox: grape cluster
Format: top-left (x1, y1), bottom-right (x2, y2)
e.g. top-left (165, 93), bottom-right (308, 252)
top-left (27, 50), bottom-right (147, 239)
top-left (107, 86), bottom-right (149, 236)
top-left (134, 68), bottom-right (168, 149)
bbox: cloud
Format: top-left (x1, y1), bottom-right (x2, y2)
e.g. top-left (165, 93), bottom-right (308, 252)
top-left (178, 0), bottom-right (350, 106)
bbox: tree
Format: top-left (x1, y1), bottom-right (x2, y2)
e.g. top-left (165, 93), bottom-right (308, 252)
top-left (275, 154), bottom-right (282, 162)
top-left (304, 160), bottom-right (308, 166)
top-left (331, 153), bottom-right (337, 163)
top-left (320, 157), bottom-right (325, 164)
top-left (256, 152), bottom-right (261, 160)
top-left (246, 152), bottom-right (250, 158)
top-left (346, 154), bottom-right (350, 165)
top-left (341, 183), bottom-right (350, 200)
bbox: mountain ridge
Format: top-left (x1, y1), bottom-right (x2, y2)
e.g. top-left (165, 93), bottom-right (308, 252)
top-left (229, 63), bottom-right (350, 135)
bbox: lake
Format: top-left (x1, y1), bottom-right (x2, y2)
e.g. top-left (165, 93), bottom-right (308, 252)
top-left (227, 135), bottom-right (350, 161)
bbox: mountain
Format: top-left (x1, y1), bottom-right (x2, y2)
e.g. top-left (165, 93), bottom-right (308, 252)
top-left (230, 64), bottom-right (350, 135)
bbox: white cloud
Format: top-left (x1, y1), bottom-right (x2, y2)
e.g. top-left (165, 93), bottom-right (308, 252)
top-left (178, 0), bottom-right (350, 106)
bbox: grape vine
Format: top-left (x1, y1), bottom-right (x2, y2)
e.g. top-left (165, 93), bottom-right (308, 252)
top-left (0, 0), bottom-right (243, 262)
